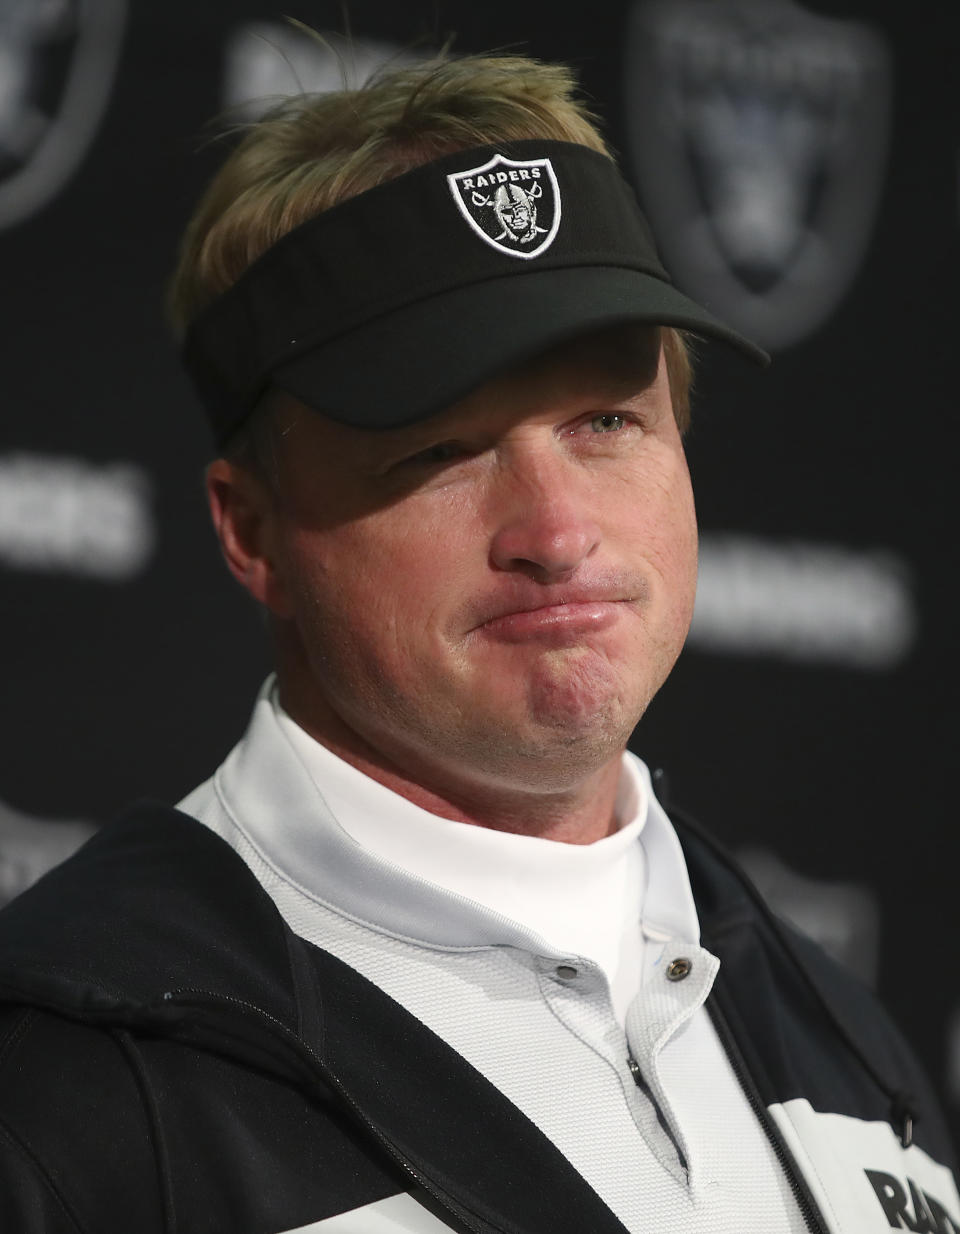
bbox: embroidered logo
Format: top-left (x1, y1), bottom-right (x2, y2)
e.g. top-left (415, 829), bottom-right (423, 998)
top-left (447, 154), bottom-right (561, 259)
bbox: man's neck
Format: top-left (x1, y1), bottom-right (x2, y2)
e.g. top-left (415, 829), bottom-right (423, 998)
top-left (277, 683), bottom-right (623, 845)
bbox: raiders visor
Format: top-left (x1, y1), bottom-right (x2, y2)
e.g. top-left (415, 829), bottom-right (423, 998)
top-left (182, 140), bottom-right (769, 444)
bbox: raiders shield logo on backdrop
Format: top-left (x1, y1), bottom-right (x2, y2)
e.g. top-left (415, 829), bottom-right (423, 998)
top-left (447, 154), bottom-right (561, 259)
top-left (0, 0), bottom-right (126, 231)
top-left (624, 0), bottom-right (890, 350)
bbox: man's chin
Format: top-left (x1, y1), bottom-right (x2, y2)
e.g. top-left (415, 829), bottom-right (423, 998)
top-left (473, 651), bottom-right (640, 758)
top-left (473, 715), bottom-right (633, 798)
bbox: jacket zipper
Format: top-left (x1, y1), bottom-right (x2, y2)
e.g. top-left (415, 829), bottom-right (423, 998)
top-left (162, 989), bottom-right (491, 1234)
top-left (707, 1002), bottom-right (829, 1234)
top-left (170, 987), bottom-right (830, 1234)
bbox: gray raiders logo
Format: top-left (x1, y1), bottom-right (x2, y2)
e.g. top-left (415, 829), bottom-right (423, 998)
top-left (447, 154), bottom-right (561, 259)
top-left (0, 0), bottom-right (126, 231)
top-left (624, 0), bottom-right (891, 350)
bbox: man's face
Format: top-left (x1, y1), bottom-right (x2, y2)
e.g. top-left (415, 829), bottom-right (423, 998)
top-left (256, 326), bottom-right (697, 801)
top-left (501, 199), bottom-right (530, 236)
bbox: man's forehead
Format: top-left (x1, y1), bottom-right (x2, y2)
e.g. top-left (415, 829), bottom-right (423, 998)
top-left (449, 322), bottom-right (663, 414)
top-left (276, 322), bottom-right (664, 451)
top-left (513, 322), bottom-right (662, 384)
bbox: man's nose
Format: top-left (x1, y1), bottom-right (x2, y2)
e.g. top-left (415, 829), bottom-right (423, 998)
top-left (488, 454), bottom-right (602, 581)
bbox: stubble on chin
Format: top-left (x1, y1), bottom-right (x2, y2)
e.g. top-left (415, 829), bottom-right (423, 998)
top-left (521, 647), bottom-right (635, 750)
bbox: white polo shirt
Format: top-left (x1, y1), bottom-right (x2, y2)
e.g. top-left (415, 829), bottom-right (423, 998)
top-left (179, 680), bottom-right (806, 1234)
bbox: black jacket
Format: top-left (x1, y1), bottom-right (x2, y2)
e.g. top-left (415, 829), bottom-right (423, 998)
top-left (0, 802), bottom-right (955, 1234)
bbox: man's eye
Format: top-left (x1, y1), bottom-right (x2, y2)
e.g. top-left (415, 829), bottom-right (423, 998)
top-left (591, 414), bottom-right (625, 433)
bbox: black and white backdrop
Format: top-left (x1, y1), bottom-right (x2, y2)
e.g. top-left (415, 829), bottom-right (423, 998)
top-left (1, 0), bottom-right (958, 1139)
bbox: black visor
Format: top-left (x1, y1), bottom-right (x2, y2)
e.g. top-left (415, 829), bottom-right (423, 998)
top-left (182, 140), bottom-right (768, 444)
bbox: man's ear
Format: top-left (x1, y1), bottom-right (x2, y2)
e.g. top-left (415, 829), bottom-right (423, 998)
top-left (205, 459), bottom-right (295, 618)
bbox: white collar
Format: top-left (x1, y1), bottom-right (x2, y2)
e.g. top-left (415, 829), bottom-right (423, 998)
top-left (207, 678), bottom-right (701, 954)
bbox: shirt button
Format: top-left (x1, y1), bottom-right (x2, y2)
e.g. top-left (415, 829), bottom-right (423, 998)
top-left (666, 956), bottom-right (692, 982)
top-left (555, 964), bottom-right (579, 980)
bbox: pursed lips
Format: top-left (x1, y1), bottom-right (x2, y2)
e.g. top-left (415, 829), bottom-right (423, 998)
top-left (467, 586), bottom-right (644, 639)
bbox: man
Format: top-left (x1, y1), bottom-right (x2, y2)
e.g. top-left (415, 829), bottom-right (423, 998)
top-left (0, 53), bottom-right (956, 1234)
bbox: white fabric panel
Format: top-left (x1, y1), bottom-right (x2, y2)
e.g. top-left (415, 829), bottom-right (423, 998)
top-left (767, 1098), bottom-right (960, 1234)
top-left (278, 1191), bottom-right (454, 1232)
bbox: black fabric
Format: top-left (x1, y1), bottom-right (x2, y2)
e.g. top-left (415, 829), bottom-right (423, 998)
top-left (0, 1009), bottom-right (167, 1233)
top-left (678, 815), bottom-right (957, 1167)
top-left (182, 140), bottom-right (768, 443)
top-left (0, 802), bottom-right (953, 1233)
top-left (0, 804), bottom-right (298, 1029)
top-left (0, 807), bottom-right (629, 1234)
top-left (0, 1004), bottom-right (414, 1234)
top-left (306, 941), bottom-right (630, 1234)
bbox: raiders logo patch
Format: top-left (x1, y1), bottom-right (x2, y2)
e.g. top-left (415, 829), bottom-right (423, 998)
top-left (447, 154), bottom-right (561, 259)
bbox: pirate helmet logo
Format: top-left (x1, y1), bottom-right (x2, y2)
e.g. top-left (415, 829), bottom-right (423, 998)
top-left (447, 154), bottom-right (561, 259)
top-left (0, 0), bottom-right (127, 232)
top-left (623, 0), bottom-right (890, 351)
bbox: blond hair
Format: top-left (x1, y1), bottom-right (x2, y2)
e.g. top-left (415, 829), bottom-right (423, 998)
top-left (170, 51), bottom-right (693, 436)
